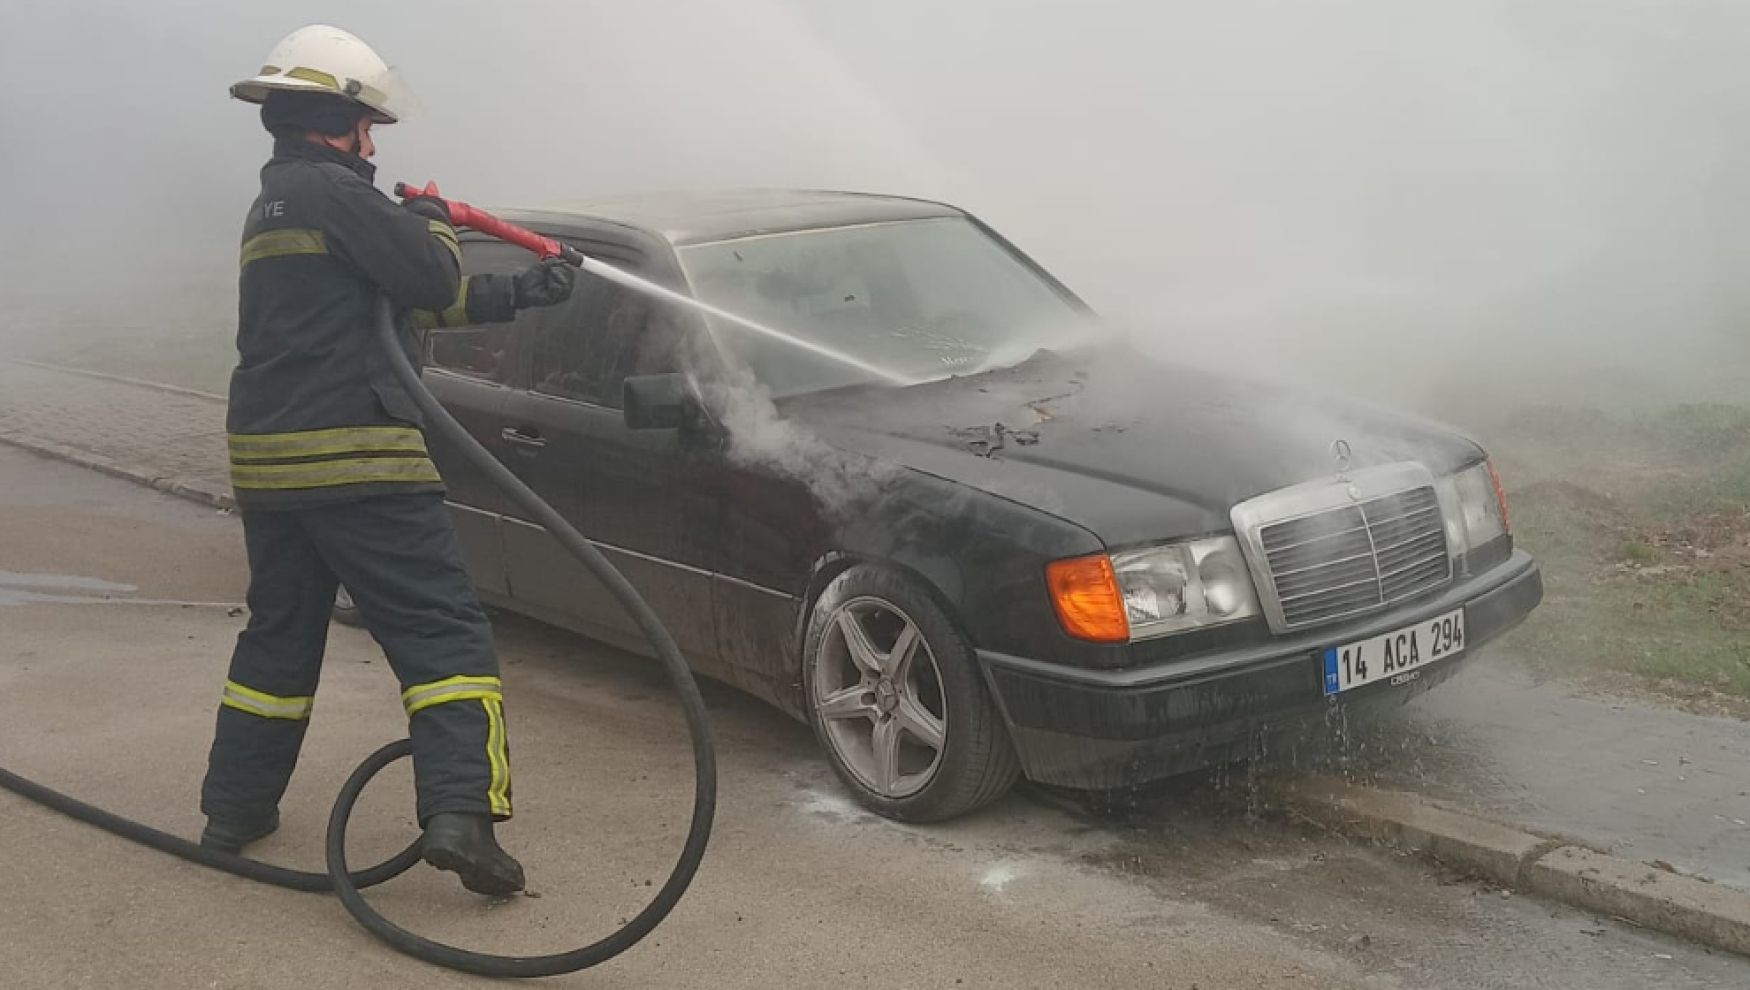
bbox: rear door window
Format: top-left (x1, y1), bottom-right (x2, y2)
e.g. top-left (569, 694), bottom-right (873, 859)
top-left (528, 279), bottom-right (652, 408)
top-left (526, 248), bottom-right (692, 409)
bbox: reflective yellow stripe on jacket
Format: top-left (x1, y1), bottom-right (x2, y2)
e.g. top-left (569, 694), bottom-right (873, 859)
top-left (429, 220), bottom-right (462, 266)
top-left (412, 275), bottom-right (472, 330)
top-left (240, 228), bottom-right (328, 267)
top-left (227, 425), bottom-right (441, 492)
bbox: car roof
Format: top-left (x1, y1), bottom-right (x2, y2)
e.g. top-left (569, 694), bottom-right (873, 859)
top-left (495, 189), bottom-right (965, 247)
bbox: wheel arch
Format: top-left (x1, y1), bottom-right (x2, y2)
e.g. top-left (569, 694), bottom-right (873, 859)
top-left (785, 549), bottom-right (972, 714)
top-left (794, 548), bottom-right (1024, 819)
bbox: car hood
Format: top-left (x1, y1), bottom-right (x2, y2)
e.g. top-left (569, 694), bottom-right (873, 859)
top-left (776, 345), bottom-right (1483, 547)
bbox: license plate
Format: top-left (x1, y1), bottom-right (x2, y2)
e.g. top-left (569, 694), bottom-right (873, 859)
top-left (1322, 608), bottom-right (1465, 696)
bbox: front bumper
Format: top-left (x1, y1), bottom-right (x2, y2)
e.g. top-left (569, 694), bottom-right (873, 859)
top-left (980, 550), bottom-right (1543, 790)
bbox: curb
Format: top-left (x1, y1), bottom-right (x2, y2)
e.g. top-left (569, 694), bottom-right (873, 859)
top-left (0, 432), bottom-right (233, 511)
top-left (1272, 774), bottom-right (1750, 958)
top-left (2, 357), bottom-right (227, 403)
top-left (1270, 775), bottom-right (1560, 886)
top-left (1528, 846), bottom-right (1750, 957)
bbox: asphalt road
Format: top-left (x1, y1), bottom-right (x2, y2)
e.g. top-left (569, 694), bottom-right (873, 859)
top-left (2, 444), bottom-right (1745, 989)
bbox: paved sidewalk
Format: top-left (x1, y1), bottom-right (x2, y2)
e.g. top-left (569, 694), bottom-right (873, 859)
top-left (1349, 653), bottom-right (1750, 893)
top-left (0, 359), bottom-right (231, 507)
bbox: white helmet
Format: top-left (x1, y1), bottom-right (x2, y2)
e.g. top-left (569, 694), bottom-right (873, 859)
top-left (230, 25), bottom-right (413, 124)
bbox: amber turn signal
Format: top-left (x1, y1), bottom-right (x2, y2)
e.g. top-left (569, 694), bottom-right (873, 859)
top-left (1487, 458), bottom-right (1511, 533)
top-left (1045, 554), bottom-right (1130, 644)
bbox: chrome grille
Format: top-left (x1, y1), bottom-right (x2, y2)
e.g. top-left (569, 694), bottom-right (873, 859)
top-left (1232, 464), bottom-right (1454, 633)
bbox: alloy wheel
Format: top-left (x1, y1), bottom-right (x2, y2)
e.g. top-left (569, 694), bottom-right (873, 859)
top-left (811, 596), bottom-right (949, 799)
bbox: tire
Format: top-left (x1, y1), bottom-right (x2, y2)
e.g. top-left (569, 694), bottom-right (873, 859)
top-left (332, 586), bottom-right (367, 628)
top-left (802, 564), bottom-right (1021, 822)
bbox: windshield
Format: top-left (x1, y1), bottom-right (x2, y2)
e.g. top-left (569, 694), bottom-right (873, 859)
top-left (676, 217), bottom-right (1087, 396)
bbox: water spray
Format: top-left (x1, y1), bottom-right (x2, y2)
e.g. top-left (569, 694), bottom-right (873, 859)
top-left (394, 182), bottom-right (916, 386)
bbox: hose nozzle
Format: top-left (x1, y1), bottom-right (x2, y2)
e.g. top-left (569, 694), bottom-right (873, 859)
top-left (394, 180), bottom-right (581, 264)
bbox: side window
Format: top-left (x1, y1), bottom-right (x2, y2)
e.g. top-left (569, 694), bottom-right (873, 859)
top-left (632, 297), bottom-right (695, 377)
top-left (529, 277), bottom-right (655, 409)
top-left (424, 241), bottom-right (532, 381)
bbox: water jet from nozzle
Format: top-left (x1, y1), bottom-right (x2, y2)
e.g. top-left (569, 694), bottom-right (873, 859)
top-left (570, 256), bottom-right (917, 387)
top-left (392, 181), bottom-right (914, 387)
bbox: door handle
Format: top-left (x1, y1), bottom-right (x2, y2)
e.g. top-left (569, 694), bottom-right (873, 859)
top-left (500, 427), bottom-right (547, 451)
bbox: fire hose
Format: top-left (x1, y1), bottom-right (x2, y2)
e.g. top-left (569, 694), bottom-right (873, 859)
top-left (0, 184), bottom-right (716, 978)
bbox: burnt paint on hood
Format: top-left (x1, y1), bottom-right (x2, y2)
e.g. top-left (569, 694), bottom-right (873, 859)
top-left (778, 344), bottom-right (1483, 549)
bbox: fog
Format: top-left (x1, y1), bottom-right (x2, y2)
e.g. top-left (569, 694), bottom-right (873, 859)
top-left (2, 0), bottom-right (1745, 415)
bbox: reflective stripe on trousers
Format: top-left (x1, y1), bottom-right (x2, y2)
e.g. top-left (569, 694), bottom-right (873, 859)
top-left (221, 679), bottom-right (314, 720)
top-left (403, 675), bottom-right (512, 818)
top-left (200, 493), bottom-right (506, 825)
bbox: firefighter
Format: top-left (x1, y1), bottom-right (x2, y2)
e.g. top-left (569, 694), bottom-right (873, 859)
top-left (204, 25), bottom-right (574, 896)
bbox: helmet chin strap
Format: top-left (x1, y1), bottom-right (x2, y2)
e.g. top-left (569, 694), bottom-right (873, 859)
top-left (344, 117), bottom-right (368, 156)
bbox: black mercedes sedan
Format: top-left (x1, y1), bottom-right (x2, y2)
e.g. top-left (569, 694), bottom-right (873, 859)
top-left (411, 189), bottom-right (1543, 822)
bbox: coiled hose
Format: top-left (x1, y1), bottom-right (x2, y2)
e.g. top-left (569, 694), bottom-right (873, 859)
top-left (0, 295), bottom-right (717, 978)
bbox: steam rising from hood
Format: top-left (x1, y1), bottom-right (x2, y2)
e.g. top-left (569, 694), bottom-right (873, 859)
top-left (708, 364), bottom-right (894, 520)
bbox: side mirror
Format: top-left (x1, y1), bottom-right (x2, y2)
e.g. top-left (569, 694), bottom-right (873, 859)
top-left (623, 373), bottom-right (703, 431)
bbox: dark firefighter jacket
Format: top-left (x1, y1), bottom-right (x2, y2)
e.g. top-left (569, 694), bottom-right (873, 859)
top-left (228, 137), bottom-right (515, 510)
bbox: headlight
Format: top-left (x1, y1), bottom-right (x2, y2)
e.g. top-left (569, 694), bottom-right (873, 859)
top-left (1047, 536), bottom-right (1262, 643)
top-left (1436, 458), bottom-right (1510, 555)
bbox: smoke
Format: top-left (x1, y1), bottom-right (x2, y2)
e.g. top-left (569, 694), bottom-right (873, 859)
top-left (0, 0), bottom-right (940, 341)
top-left (3, 0), bottom-right (1744, 419)
top-left (706, 360), bottom-right (890, 520)
top-left (795, 0), bottom-right (1750, 418)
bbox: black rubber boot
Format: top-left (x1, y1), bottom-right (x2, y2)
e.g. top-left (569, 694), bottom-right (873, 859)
top-left (199, 809), bottom-right (281, 855)
top-left (421, 812), bottom-right (526, 896)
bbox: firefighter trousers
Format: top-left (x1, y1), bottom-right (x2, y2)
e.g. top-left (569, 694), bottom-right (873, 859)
top-left (201, 492), bottom-right (511, 827)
